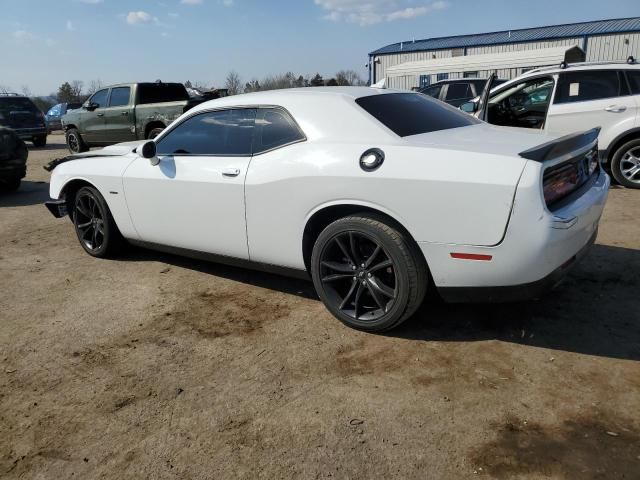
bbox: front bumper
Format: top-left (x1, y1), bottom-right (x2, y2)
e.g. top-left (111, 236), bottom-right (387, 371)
top-left (45, 199), bottom-right (68, 218)
top-left (14, 127), bottom-right (47, 139)
top-left (0, 161), bottom-right (27, 182)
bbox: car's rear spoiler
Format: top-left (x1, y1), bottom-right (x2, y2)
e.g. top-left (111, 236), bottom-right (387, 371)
top-left (518, 127), bottom-right (600, 162)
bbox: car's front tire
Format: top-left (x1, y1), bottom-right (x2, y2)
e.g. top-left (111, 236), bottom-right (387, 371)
top-left (32, 135), bottom-right (47, 147)
top-left (610, 138), bottom-right (640, 189)
top-left (72, 186), bottom-right (123, 258)
top-left (0, 178), bottom-right (21, 192)
top-left (311, 214), bottom-right (427, 332)
top-left (66, 128), bottom-right (88, 154)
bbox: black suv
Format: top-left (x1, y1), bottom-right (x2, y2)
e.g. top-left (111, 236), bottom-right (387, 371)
top-left (0, 93), bottom-right (48, 147)
top-left (418, 78), bottom-right (507, 107)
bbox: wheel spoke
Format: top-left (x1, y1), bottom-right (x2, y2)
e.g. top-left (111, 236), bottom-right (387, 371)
top-left (334, 236), bottom-right (354, 265)
top-left (366, 282), bottom-right (387, 311)
top-left (339, 280), bottom-right (358, 310)
top-left (369, 276), bottom-right (395, 299)
top-left (322, 273), bottom-right (354, 283)
top-left (80, 225), bottom-right (93, 240)
top-left (365, 245), bottom-right (381, 268)
top-left (349, 232), bottom-right (361, 266)
top-left (369, 259), bottom-right (392, 273)
top-left (92, 225), bottom-right (98, 248)
top-left (353, 284), bottom-right (364, 319)
top-left (96, 221), bottom-right (105, 235)
top-left (321, 260), bottom-right (353, 273)
top-left (76, 220), bottom-right (92, 229)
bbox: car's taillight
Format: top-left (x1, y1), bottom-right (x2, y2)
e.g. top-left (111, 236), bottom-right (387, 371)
top-left (543, 162), bottom-right (580, 206)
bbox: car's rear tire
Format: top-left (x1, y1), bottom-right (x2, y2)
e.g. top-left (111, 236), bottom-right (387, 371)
top-left (72, 186), bottom-right (124, 258)
top-left (66, 128), bottom-right (89, 154)
top-left (310, 214), bottom-right (427, 332)
top-left (147, 127), bottom-right (164, 139)
top-left (610, 138), bottom-right (640, 189)
top-left (32, 135), bottom-right (47, 147)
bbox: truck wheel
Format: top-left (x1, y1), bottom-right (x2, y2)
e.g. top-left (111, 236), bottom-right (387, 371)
top-left (147, 127), bottom-right (164, 139)
top-left (611, 138), bottom-right (640, 189)
top-left (66, 129), bottom-right (89, 154)
top-left (0, 178), bottom-right (21, 192)
top-left (32, 135), bottom-right (47, 148)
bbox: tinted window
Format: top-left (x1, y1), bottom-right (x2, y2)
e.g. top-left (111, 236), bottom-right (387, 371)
top-left (0, 97), bottom-right (39, 115)
top-left (627, 70), bottom-right (640, 94)
top-left (90, 89), bottom-right (108, 108)
top-left (445, 83), bottom-right (472, 101)
top-left (109, 87), bottom-right (130, 107)
top-left (420, 85), bottom-right (442, 98)
top-left (138, 83), bottom-right (189, 104)
top-left (554, 70), bottom-right (624, 104)
top-left (156, 108), bottom-right (256, 156)
top-left (356, 93), bottom-right (479, 137)
top-left (254, 108), bottom-right (304, 153)
top-left (47, 104), bottom-right (62, 116)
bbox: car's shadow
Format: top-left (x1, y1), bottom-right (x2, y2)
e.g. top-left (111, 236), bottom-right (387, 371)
top-left (0, 180), bottom-right (50, 207)
top-left (27, 143), bottom-right (67, 152)
top-left (120, 243), bottom-right (639, 361)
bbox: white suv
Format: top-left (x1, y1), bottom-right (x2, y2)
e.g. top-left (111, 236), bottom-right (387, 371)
top-left (463, 60), bottom-right (640, 188)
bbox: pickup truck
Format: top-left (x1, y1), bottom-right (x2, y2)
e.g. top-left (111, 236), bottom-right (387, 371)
top-left (62, 82), bottom-right (201, 153)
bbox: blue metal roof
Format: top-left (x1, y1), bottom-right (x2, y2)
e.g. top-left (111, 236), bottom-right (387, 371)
top-left (370, 17), bottom-right (640, 55)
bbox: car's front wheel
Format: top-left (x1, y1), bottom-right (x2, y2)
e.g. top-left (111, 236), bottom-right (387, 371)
top-left (311, 214), bottom-right (427, 332)
top-left (66, 128), bottom-right (88, 154)
top-left (611, 138), bottom-right (640, 189)
top-left (72, 186), bottom-right (123, 258)
top-left (32, 135), bottom-right (47, 147)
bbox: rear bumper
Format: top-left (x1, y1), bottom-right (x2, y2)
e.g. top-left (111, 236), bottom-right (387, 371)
top-left (14, 127), bottom-right (47, 139)
top-left (0, 162), bottom-right (27, 181)
top-left (421, 167), bottom-right (610, 301)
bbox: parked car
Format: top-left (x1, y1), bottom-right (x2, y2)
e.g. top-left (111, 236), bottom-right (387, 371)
top-left (461, 59), bottom-right (640, 188)
top-left (45, 102), bottom-right (82, 132)
top-left (62, 82), bottom-right (202, 154)
top-left (45, 87), bottom-right (608, 332)
top-left (418, 78), bottom-right (507, 107)
top-left (0, 127), bottom-right (28, 191)
top-left (0, 93), bottom-right (48, 147)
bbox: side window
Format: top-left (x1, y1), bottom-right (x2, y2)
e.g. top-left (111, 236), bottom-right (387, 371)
top-left (554, 70), bottom-right (624, 104)
top-left (487, 77), bottom-right (554, 129)
top-left (626, 71), bottom-right (640, 94)
top-left (47, 104), bottom-right (62, 116)
top-left (421, 85), bottom-right (442, 99)
top-left (253, 108), bottom-right (305, 154)
top-left (90, 89), bottom-right (109, 108)
top-left (156, 108), bottom-right (256, 156)
top-left (445, 83), bottom-right (473, 102)
top-left (109, 87), bottom-right (131, 107)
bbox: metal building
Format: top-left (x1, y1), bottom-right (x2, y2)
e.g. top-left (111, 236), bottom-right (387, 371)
top-left (369, 17), bottom-right (640, 90)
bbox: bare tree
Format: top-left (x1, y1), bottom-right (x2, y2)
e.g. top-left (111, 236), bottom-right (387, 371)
top-left (225, 71), bottom-right (242, 96)
top-left (86, 79), bottom-right (104, 95)
top-left (335, 70), bottom-right (364, 86)
top-left (21, 85), bottom-right (32, 97)
top-left (0, 85), bottom-right (12, 94)
top-left (70, 80), bottom-right (84, 101)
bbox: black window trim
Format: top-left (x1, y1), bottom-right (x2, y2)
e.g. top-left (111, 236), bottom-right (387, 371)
top-left (552, 69), bottom-right (632, 105)
top-left (155, 104), bottom-right (307, 158)
top-left (88, 88), bottom-right (110, 109)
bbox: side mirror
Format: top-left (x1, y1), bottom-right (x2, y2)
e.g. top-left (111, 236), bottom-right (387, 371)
top-left (460, 101), bottom-right (477, 114)
top-left (86, 102), bottom-right (99, 111)
top-left (138, 141), bottom-right (159, 165)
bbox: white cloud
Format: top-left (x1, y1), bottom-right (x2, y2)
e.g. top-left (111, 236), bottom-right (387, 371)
top-left (13, 30), bottom-right (36, 41)
top-left (66, 20), bottom-right (74, 31)
top-left (181, 0), bottom-right (203, 4)
top-left (315, 0), bottom-right (448, 26)
top-left (126, 11), bottom-right (154, 25)
top-left (168, 12), bottom-right (179, 17)
top-left (78, 0), bottom-right (104, 3)
top-left (222, 0), bottom-right (234, 6)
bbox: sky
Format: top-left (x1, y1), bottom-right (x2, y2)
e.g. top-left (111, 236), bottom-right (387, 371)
top-left (2, 0), bottom-right (640, 95)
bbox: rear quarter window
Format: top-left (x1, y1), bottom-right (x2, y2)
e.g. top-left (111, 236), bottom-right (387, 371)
top-left (554, 70), bottom-right (627, 104)
top-left (356, 92), bottom-right (479, 137)
top-left (138, 84), bottom-right (189, 104)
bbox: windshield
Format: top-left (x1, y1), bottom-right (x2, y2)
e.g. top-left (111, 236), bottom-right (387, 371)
top-left (0, 97), bottom-right (39, 115)
top-left (356, 92), bottom-right (480, 137)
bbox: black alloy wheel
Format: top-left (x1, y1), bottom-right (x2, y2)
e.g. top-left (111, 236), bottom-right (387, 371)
top-left (72, 186), bottom-right (123, 257)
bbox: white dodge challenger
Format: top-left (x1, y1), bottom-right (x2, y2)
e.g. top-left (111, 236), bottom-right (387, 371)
top-left (45, 87), bottom-right (609, 331)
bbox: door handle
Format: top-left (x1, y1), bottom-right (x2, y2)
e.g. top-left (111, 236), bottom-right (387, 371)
top-left (121, 111), bottom-right (129, 116)
top-left (222, 167), bottom-right (241, 177)
top-left (97, 113), bottom-right (104, 117)
top-left (605, 105), bottom-right (626, 113)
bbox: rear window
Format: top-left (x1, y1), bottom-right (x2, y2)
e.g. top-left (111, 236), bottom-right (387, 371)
top-left (0, 97), bottom-right (39, 115)
top-left (356, 92), bottom-right (479, 137)
top-left (138, 84), bottom-right (189, 104)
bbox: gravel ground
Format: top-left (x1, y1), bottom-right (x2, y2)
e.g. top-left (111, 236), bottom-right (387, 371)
top-left (1, 134), bottom-right (639, 479)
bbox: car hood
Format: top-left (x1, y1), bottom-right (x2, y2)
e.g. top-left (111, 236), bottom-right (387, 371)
top-left (403, 123), bottom-right (559, 158)
top-left (44, 140), bottom-right (145, 172)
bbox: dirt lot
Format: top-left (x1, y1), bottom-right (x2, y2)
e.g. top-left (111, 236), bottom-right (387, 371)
top-left (1, 134), bottom-right (639, 479)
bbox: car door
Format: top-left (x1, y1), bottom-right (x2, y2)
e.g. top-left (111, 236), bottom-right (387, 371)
top-left (545, 70), bottom-right (638, 142)
top-left (81, 88), bottom-right (109, 144)
top-left (102, 86), bottom-right (136, 143)
top-left (122, 108), bottom-right (256, 259)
